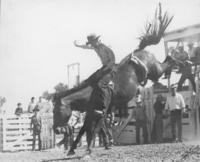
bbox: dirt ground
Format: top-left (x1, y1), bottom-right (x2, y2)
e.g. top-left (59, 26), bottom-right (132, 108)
top-left (1, 142), bottom-right (200, 162)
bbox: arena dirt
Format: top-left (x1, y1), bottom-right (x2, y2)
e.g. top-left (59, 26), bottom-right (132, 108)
top-left (0, 143), bottom-right (200, 162)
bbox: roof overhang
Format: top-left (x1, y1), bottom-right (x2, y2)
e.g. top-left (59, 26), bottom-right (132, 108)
top-left (164, 23), bottom-right (200, 42)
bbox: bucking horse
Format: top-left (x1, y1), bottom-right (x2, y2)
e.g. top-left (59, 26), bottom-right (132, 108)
top-left (52, 3), bottom-right (176, 156)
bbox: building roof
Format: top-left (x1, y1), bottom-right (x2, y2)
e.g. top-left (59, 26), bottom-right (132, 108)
top-left (164, 23), bottom-right (200, 42)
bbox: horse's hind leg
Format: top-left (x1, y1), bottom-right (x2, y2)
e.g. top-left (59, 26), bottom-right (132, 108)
top-left (188, 75), bottom-right (196, 92)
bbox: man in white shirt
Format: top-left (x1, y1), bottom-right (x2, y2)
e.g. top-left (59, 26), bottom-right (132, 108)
top-left (165, 84), bottom-right (185, 142)
top-left (27, 97), bottom-right (35, 113)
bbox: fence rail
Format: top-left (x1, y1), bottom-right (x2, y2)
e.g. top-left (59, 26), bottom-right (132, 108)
top-left (0, 113), bottom-right (55, 152)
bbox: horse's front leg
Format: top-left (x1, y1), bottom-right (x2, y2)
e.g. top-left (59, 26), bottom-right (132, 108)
top-left (177, 74), bottom-right (186, 92)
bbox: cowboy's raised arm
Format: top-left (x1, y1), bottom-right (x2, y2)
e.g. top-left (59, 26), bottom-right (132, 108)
top-left (74, 40), bottom-right (93, 50)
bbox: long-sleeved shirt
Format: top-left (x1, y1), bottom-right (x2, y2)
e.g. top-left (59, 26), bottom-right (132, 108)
top-left (165, 93), bottom-right (185, 111)
top-left (132, 104), bottom-right (147, 120)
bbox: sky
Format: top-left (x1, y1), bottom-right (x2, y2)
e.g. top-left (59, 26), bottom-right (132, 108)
top-left (0, 0), bottom-right (200, 113)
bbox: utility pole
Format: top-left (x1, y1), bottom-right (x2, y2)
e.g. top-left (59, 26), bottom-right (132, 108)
top-left (67, 62), bottom-right (80, 88)
top-left (0, 0), bottom-right (1, 20)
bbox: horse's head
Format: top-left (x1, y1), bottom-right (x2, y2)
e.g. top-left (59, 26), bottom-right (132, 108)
top-left (52, 94), bottom-right (72, 134)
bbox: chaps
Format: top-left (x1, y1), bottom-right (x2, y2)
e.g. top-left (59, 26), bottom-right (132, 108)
top-left (177, 73), bottom-right (196, 92)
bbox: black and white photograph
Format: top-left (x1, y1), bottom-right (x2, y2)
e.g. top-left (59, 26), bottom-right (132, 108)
top-left (0, 0), bottom-right (200, 161)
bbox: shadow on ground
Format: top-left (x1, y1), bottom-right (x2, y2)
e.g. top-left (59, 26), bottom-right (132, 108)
top-left (42, 156), bottom-right (82, 162)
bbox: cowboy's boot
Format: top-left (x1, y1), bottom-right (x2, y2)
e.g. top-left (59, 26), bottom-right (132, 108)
top-left (67, 149), bottom-right (75, 156)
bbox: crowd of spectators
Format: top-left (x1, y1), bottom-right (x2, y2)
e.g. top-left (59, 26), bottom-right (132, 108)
top-left (14, 96), bottom-right (53, 116)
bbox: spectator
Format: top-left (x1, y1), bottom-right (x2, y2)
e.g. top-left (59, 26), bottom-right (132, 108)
top-left (30, 107), bottom-right (42, 151)
top-left (0, 97), bottom-right (6, 114)
top-left (34, 97), bottom-right (43, 112)
top-left (15, 103), bottom-right (23, 116)
top-left (165, 84), bottom-right (185, 142)
top-left (27, 97), bottom-right (35, 113)
top-left (153, 94), bottom-right (165, 143)
top-left (132, 95), bottom-right (148, 144)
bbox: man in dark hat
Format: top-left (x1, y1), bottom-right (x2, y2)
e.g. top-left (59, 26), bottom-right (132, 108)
top-left (165, 84), bottom-right (185, 142)
top-left (30, 107), bottom-right (42, 151)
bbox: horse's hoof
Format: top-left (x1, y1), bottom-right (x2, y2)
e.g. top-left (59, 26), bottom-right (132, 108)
top-left (105, 146), bottom-right (111, 150)
top-left (67, 150), bottom-right (75, 156)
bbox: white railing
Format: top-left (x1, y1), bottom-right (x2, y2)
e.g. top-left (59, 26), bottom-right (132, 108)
top-left (0, 113), bottom-right (55, 151)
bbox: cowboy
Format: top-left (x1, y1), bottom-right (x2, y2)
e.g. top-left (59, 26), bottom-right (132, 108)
top-left (75, 33), bottom-right (115, 110)
top-left (73, 34), bottom-right (115, 151)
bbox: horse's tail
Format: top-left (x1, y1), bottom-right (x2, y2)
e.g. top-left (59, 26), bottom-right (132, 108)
top-left (134, 3), bottom-right (173, 52)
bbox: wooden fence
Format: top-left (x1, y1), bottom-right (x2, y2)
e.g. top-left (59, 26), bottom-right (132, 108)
top-left (0, 113), bottom-right (55, 152)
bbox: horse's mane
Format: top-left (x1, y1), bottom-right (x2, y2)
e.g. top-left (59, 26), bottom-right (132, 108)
top-left (135, 3), bottom-right (173, 52)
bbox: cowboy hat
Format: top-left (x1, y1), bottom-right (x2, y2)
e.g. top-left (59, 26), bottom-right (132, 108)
top-left (86, 34), bottom-right (100, 45)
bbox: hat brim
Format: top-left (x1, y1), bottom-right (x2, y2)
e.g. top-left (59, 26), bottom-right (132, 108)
top-left (86, 35), bottom-right (100, 45)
